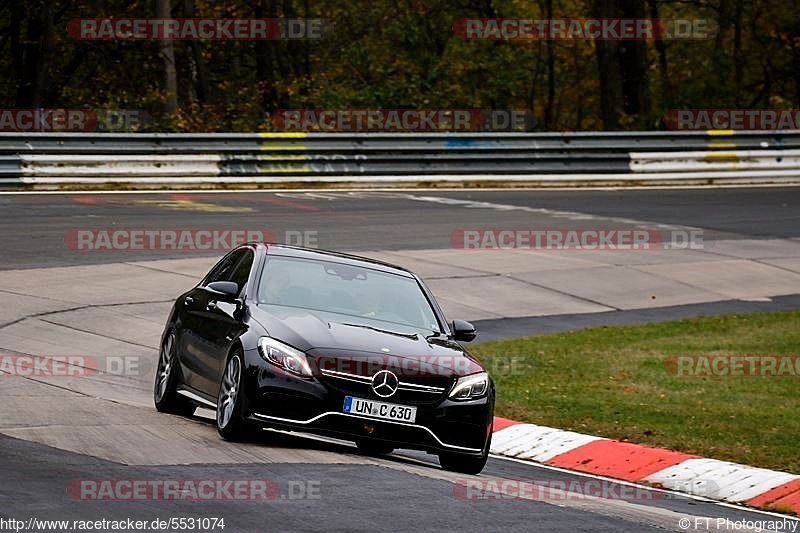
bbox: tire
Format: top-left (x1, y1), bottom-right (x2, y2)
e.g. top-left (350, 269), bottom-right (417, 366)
top-left (154, 331), bottom-right (196, 416)
top-left (216, 349), bottom-right (250, 441)
top-left (438, 433), bottom-right (492, 475)
top-left (356, 439), bottom-right (395, 456)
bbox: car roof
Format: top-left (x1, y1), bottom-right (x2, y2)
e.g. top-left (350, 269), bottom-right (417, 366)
top-left (250, 243), bottom-right (416, 278)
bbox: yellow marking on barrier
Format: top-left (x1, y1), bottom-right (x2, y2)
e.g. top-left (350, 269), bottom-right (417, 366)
top-left (706, 130), bottom-right (737, 150)
top-left (705, 151), bottom-right (739, 160)
top-left (257, 131), bottom-right (308, 150)
top-left (258, 132), bottom-right (308, 139)
top-left (257, 132), bottom-right (311, 172)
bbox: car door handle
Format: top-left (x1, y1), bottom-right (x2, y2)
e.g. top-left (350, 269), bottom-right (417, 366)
top-left (184, 296), bottom-right (194, 306)
top-left (207, 301), bottom-right (217, 311)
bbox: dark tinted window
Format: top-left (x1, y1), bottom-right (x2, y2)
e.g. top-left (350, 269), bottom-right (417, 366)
top-left (205, 250), bottom-right (247, 285)
top-left (229, 250), bottom-right (255, 293)
top-left (257, 255), bottom-right (441, 333)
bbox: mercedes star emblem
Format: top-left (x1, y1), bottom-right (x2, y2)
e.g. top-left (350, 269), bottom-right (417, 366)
top-left (371, 370), bottom-right (399, 398)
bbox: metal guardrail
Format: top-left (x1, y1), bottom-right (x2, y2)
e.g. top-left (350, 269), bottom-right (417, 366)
top-left (1, 131), bottom-right (800, 187)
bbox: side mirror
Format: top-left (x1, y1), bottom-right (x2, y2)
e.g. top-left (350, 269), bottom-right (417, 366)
top-left (205, 281), bottom-right (240, 302)
top-left (452, 319), bottom-right (477, 342)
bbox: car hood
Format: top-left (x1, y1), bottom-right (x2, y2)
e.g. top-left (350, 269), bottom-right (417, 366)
top-left (250, 304), bottom-right (484, 377)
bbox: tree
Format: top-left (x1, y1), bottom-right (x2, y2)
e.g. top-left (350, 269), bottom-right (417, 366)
top-left (591, 0), bottom-right (649, 129)
top-left (156, 0), bottom-right (178, 113)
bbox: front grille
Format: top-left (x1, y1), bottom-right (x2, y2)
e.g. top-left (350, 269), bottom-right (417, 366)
top-left (319, 368), bottom-right (452, 405)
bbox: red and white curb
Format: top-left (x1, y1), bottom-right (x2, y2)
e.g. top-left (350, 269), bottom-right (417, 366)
top-left (491, 417), bottom-right (800, 515)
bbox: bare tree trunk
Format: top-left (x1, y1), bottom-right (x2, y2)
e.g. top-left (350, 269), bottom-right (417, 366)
top-left (574, 47), bottom-right (585, 130)
top-left (255, 0), bottom-right (279, 115)
top-left (301, 0), bottom-right (311, 97)
top-left (592, 0), bottom-right (624, 129)
top-left (592, 0), bottom-right (649, 129)
top-left (618, 0), bottom-right (648, 117)
top-left (794, 44), bottom-right (800, 107)
top-left (594, 41), bottom-right (624, 129)
top-left (183, 0), bottom-right (208, 103)
top-left (732, 0), bottom-right (744, 106)
top-left (648, 0), bottom-right (671, 110)
top-left (12, 0), bottom-right (54, 108)
top-left (156, 0), bottom-right (178, 113)
top-left (544, 0), bottom-right (555, 129)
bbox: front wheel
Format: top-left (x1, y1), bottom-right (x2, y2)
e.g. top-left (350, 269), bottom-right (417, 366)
top-left (438, 433), bottom-right (491, 475)
top-left (216, 350), bottom-right (250, 441)
top-left (153, 331), bottom-right (196, 416)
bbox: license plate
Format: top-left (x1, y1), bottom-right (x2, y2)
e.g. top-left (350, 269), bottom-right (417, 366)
top-left (343, 396), bottom-right (417, 423)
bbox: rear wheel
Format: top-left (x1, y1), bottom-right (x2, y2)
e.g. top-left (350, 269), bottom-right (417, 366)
top-left (438, 433), bottom-right (491, 475)
top-left (356, 439), bottom-right (395, 456)
top-left (154, 331), bottom-right (196, 416)
top-left (216, 350), bottom-right (250, 441)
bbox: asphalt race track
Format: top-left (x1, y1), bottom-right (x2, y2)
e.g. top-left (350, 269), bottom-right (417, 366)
top-left (1, 187), bottom-right (799, 532)
top-left (1, 187), bottom-right (798, 269)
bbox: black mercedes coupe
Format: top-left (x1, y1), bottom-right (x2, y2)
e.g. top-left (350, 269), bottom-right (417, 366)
top-left (154, 243), bottom-right (495, 474)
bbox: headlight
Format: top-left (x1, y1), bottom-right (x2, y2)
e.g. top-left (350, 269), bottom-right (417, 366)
top-left (449, 372), bottom-right (489, 400)
top-left (258, 337), bottom-right (312, 377)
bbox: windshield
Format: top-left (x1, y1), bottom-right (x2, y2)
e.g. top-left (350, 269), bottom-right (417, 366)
top-left (257, 255), bottom-right (441, 333)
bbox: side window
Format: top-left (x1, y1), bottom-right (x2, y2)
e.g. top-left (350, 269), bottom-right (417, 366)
top-left (205, 250), bottom-right (247, 285)
top-left (229, 250), bottom-right (255, 294)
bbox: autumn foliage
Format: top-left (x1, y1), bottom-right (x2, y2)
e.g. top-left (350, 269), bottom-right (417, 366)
top-left (1, 0), bottom-right (795, 132)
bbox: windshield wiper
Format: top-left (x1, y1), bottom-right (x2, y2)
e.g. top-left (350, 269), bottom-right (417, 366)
top-left (339, 322), bottom-right (419, 340)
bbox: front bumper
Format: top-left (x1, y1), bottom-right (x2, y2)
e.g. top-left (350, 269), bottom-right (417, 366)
top-left (242, 348), bottom-right (494, 455)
